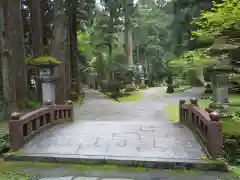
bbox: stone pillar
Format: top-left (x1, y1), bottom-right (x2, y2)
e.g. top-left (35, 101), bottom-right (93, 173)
top-left (140, 76), bottom-right (145, 85)
top-left (214, 73), bottom-right (229, 105)
top-left (42, 82), bottom-right (55, 104)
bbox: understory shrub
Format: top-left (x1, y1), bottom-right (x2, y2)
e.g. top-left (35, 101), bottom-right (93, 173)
top-left (0, 133), bottom-right (10, 155)
top-left (24, 99), bottom-right (41, 109)
top-left (101, 81), bottom-right (120, 93)
top-left (204, 83), bottom-right (213, 93)
top-left (222, 113), bottom-right (240, 163)
top-left (70, 92), bottom-right (79, 101)
top-left (223, 134), bottom-right (240, 163)
top-left (124, 87), bottom-right (136, 92)
top-left (166, 85), bottom-right (174, 93)
top-left (139, 84), bottom-right (147, 89)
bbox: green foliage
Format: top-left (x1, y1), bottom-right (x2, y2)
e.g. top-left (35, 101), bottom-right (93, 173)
top-left (169, 49), bottom-right (215, 72)
top-left (26, 56), bottom-right (61, 65)
top-left (70, 92), bottom-right (79, 101)
top-left (124, 87), bottom-right (136, 92)
top-left (2, 172), bottom-right (30, 180)
top-left (23, 99), bottom-right (41, 109)
top-left (139, 84), bottom-right (147, 89)
top-left (77, 13), bottom-right (126, 78)
top-left (192, 0), bottom-right (240, 39)
top-left (166, 85), bottom-right (174, 93)
top-left (0, 133), bottom-right (10, 155)
top-left (101, 81), bottom-right (120, 93)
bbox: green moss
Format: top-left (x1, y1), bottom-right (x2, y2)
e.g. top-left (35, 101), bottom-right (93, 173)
top-left (164, 169), bottom-right (203, 175)
top-left (1, 172), bottom-right (31, 180)
top-left (165, 104), bottom-right (179, 122)
top-left (26, 56), bottom-right (61, 65)
top-left (229, 166), bottom-right (240, 178)
top-left (174, 85), bottom-right (192, 92)
top-left (6, 151), bottom-right (26, 156)
top-left (0, 159), bottom-right (148, 173)
top-left (24, 99), bottom-right (41, 109)
top-left (117, 91), bottom-right (143, 102)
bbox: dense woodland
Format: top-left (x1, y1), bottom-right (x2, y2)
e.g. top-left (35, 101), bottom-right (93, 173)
top-left (0, 0), bottom-right (240, 119)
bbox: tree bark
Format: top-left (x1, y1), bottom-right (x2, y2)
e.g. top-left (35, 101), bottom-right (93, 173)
top-left (51, 0), bottom-right (69, 104)
top-left (1, 1), bottom-right (17, 116)
top-left (69, 0), bottom-right (79, 93)
top-left (124, 0), bottom-right (134, 67)
top-left (30, 0), bottom-right (44, 56)
top-left (8, 0), bottom-right (28, 107)
top-left (29, 0), bottom-right (44, 101)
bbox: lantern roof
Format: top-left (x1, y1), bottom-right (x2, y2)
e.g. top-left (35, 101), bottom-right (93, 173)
top-left (27, 56), bottom-right (61, 67)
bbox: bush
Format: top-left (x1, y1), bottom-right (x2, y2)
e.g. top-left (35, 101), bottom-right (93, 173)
top-left (107, 82), bottom-right (120, 93)
top-left (70, 92), bottom-right (79, 101)
top-left (124, 87), bottom-right (136, 92)
top-left (101, 81), bottom-right (120, 93)
top-left (172, 83), bottom-right (179, 88)
top-left (0, 133), bottom-right (10, 155)
top-left (110, 92), bottom-right (122, 99)
top-left (139, 84), bottom-right (147, 89)
top-left (24, 99), bottom-right (41, 109)
top-left (204, 83), bottom-right (213, 93)
top-left (223, 119), bottom-right (240, 163)
top-left (166, 85), bottom-right (174, 93)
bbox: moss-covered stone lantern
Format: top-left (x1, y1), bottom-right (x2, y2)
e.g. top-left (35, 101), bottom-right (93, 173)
top-left (208, 37), bottom-right (237, 108)
top-left (27, 56), bottom-right (61, 104)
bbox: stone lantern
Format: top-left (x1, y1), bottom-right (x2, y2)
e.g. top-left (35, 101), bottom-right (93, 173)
top-left (28, 57), bottom-right (61, 104)
top-left (210, 64), bottom-right (232, 106)
top-left (208, 37), bottom-right (237, 107)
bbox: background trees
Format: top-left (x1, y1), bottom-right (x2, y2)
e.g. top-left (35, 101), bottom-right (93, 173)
top-left (0, 0), bottom-right (239, 118)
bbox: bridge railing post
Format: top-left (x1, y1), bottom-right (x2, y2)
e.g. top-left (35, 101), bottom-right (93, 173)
top-left (208, 111), bottom-right (223, 158)
top-left (44, 100), bottom-right (55, 124)
top-left (65, 100), bottom-right (73, 121)
top-left (179, 100), bottom-right (185, 123)
top-left (9, 112), bottom-right (24, 151)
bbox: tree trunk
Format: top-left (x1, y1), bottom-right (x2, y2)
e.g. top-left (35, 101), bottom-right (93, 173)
top-left (51, 1), bottom-right (69, 104)
top-left (29, 0), bottom-right (44, 101)
top-left (10, 0), bottom-right (28, 107)
top-left (69, 0), bottom-right (79, 93)
top-left (166, 71), bottom-right (174, 93)
top-left (124, 0), bottom-right (134, 67)
top-left (64, 24), bottom-right (71, 100)
top-left (30, 0), bottom-right (44, 56)
top-left (1, 1), bottom-right (17, 117)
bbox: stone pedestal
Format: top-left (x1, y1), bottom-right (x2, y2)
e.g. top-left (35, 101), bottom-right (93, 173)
top-left (126, 83), bottom-right (135, 89)
top-left (140, 76), bottom-right (145, 85)
top-left (212, 73), bottom-right (229, 107)
top-left (42, 82), bottom-right (55, 103)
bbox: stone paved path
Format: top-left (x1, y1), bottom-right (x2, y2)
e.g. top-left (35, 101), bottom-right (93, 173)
top-left (22, 87), bottom-right (206, 161)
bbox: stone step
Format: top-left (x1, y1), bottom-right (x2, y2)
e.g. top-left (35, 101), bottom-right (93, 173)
top-left (4, 153), bottom-right (228, 172)
top-left (8, 166), bottom-right (237, 180)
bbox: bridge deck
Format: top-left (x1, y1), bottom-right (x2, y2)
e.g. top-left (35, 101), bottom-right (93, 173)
top-left (20, 88), bottom-right (205, 163)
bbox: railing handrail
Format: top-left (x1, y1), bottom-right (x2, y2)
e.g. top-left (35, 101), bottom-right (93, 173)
top-left (191, 106), bottom-right (211, 122)
top-left (179, 98), bottom-right (223, 158)
top-left (9, 100), bottom-right (74, 151)
top-left (18, 107), bottom-right (51, 123)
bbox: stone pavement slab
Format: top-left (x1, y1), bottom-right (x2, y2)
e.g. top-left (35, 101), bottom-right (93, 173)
top-left (21, 121), bottom-right (205, 160)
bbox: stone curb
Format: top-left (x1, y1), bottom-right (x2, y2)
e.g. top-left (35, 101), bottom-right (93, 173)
top-left (4, 153), bottom-right (228, 172)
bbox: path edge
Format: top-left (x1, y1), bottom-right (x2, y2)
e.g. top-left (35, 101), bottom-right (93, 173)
top-left (4, 153), bottom-right (228, 172)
